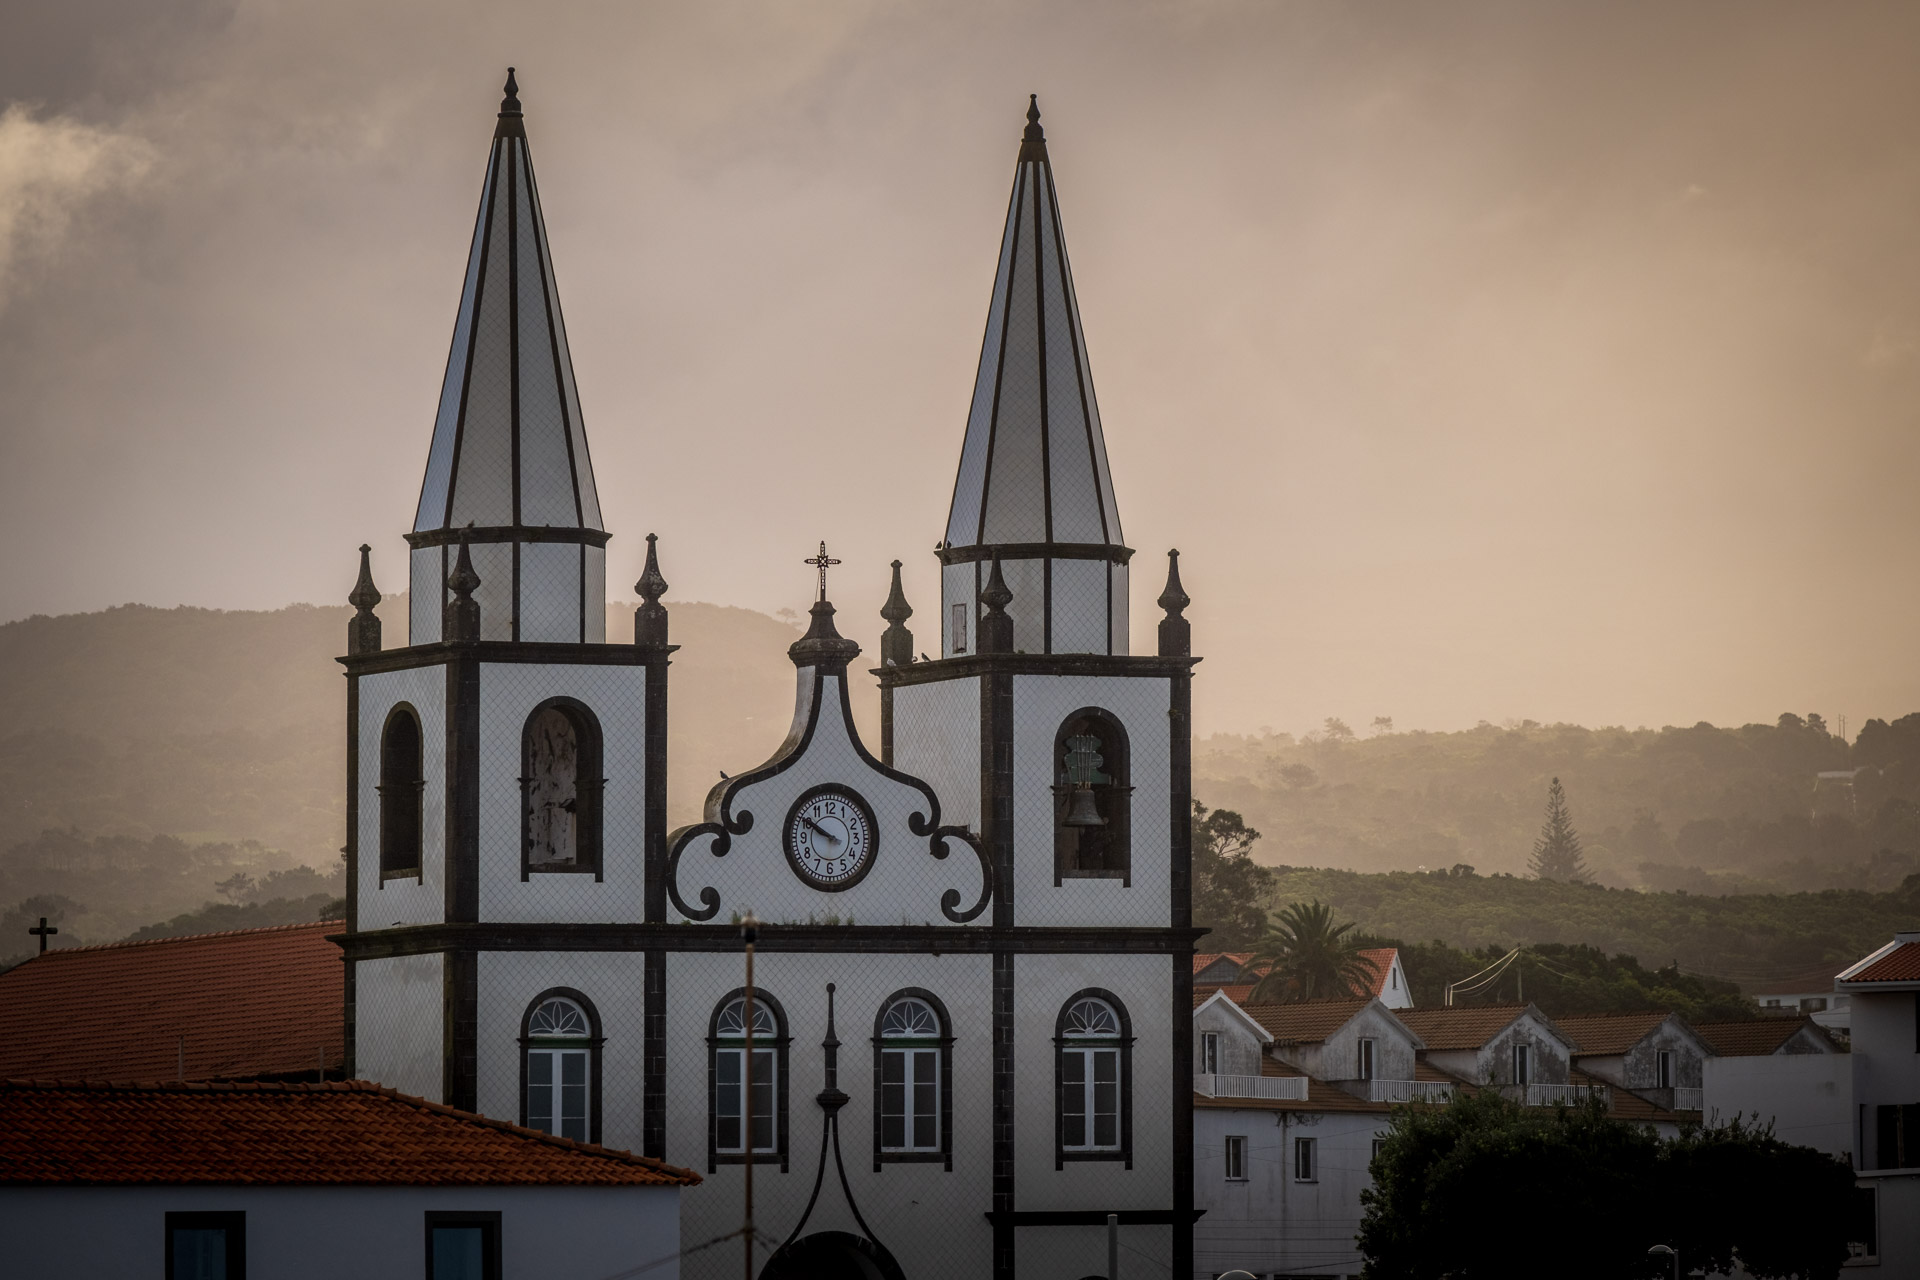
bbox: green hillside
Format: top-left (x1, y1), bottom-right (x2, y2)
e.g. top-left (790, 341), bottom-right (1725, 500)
top-left (1195, 717), bottom-right (1920, 891)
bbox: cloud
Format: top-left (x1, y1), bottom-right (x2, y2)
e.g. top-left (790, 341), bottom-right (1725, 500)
top-left (0, 104), bottom-right (154, 309)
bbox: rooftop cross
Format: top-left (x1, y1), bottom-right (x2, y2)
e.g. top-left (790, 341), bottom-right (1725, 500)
top-left (804, 541), bottom-right (841, 602)
top-left (29, 916), bottom-right (57, 954)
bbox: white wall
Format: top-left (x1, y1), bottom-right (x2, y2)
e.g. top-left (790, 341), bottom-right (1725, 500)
top-left (1, 1184), bottom-right (681, 1280)
top-left (1194, 1105), bottom-right (1384, 1280)
top-left (1703, 1053), bottom-right (1850, 1158)
top-left (1858, 1170), bottom-right (1920, 1272)
top-left (1851, 986), bottom-right (1920, 1169)
top-left (892, 677), bottom-right (980, 832)
top-left (356, 665), bottom-right (447, 928)
top-left (355, 951), bottom-right (444, 1101)
top-left (1284, 1005), bottom-right (1418, 1085)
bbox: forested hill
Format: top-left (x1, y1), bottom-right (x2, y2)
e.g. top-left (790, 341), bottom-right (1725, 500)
top-left (0, 598), bottom-right (809, 872)
top-left (1196, 716), bottom-right (1920, 891)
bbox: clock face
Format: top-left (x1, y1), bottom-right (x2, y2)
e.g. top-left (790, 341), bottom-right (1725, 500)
top-left (784, 786), bottom-right (876, 890)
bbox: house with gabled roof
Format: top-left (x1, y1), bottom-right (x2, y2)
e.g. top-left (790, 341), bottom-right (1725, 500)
top-left (1555, 1011), bottom-right (1714, 1114)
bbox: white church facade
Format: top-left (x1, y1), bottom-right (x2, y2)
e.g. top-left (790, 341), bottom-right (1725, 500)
top-left (338, 73), bottom-right (1201, 1280)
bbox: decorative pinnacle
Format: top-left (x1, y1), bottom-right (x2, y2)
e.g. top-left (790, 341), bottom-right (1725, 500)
top-left (445, 528), bottom-right (482, 644)
top-left (881, 560), bottom-right (912, 624)
top-left (980, 551), bottom-right (1013, 613)
top-left (634, 533), bottom-right (670, 648)
top-left (1157, 548), bottom-right (1189, 615)
top-left (500, 67), bottom-right (522, 116)
top-left (1019, 93), bottom-right (1048, 161)
top-left (636, 533), bottom-right (668, 603)
top-left (1026, 94), bottom-right (1042, 135)
top-left (880, 559), bottom-right (914, 670)
top-left (349, 544), bottom-right (381, 612)
top-left (448, 534), bottom-right (481, 597)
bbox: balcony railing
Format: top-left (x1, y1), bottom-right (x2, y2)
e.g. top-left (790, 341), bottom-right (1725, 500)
top-left (1672, 1087), bottom-right (1703, 1112)
top-left (1500, 1082), bottom-right (1609, 1107)
top-left (1195, 1073), bottom-right (1309, 1101)
top-left (1361, 1078), bottom-right (1456, 1104)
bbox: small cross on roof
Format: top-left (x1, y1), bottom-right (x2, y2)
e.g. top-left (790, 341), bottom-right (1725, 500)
top-left (804, 541), bottom-right (841, 602)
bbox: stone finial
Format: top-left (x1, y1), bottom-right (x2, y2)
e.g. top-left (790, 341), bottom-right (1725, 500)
top-left (1019, 93), bottom-right (1048, 162)
top-left (879, 560), bottom-right (913, 668)
top-left (1157, 548), bottom-right (1190, 658)
top-left (495, 67), bottom-right (526, 139)
top-left (977, 551), bottom-right (1014, 654)
top-left (445, 531), bottom-right (482, 643)
top-left (500, 67), bottom-right (522, 116)
top-left (634, 533), bottom-right (670, 648)
top-left (347, 544), bottom-right (382, 656)
top-left (788, 597), bottom-right (862, 670)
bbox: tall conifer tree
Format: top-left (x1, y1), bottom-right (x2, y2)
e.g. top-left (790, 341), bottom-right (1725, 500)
top-left (1530, 777), bottom-right (1589, 882)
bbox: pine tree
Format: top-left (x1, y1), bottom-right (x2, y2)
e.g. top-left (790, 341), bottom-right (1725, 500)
top-left (1530, 776), bottom-right (1589, 882)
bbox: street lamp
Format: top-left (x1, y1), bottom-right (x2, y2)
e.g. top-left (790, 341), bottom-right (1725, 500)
top-left (1648, 1243), bottom-right (1678, 1280)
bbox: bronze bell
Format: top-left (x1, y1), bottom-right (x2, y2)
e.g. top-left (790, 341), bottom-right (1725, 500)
top-left (1063, 783), bottom-right (1107, 827)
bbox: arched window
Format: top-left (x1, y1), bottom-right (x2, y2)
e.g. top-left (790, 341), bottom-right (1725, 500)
top-left (378, 703), bottom-right (424, 880)
top-left (872, 990), bottom-right (954, 1171)
top-left (1055, 990), bottom-right (1133, 1168)
top-left (521, 699), bottom-right (604, 879)
top-left (520, 990), bottom-right (602, 1144)
top-left (707, 990), bottom-right (789, 1172)
top-left (1052, 708), bottom-right (1131, 884)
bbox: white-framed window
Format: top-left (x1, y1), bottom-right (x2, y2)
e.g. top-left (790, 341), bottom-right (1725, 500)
top-left (524, 995), bottom-right (592, 1142)
top-left (1224, 1135), bottom-right (1247, 1181)
top-left (1357, 1037), bottom-right (1376, 1081)
top-left (1512, 1043), bottom-right (1532, 1086)
top-left (1060, 996), bottom-right (1124, 1154)
top-left (879, 996), bottom-right (942, 1153)
top-left (1294, 1135), bottom-right (1317, 1182)
top-left (1655, 1049), bottom-right (1674, 1090)
top-left (1372, 1137), bottom-right (1388, 1162)
top-left (714, 996), bottom-right (779, 1155)
top-left (1200, 1031), bottom-right (1221, 1075)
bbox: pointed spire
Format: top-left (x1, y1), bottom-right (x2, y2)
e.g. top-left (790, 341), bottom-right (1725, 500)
top-left (445, 531), bottom-right (482, 643)
top-left (879, 560), bottom-right (914, 668)
top-left (634, 533), bottom-right (670, 648)
top-left (817, 982), bottom-right (847, 1110)
top-left (347, 544), bottom-right (382, 656)
top-left (1157, 548), bottom-right (1190, 658)
top-left (977, 552), bottom-right (1014, 654)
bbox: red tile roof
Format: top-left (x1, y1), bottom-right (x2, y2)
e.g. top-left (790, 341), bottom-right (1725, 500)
top-left (1237, 999), bottom-right (1373, 1046)
top-left (1395, 1005), bottom-right (1537, 1050)
top-left (1192, 952), bottom-right (1254, 977)
top-left (0, 1079), bottom-right (699, 1187)
top-left (1192, 983), bottom-right (1257, 1007)
top-left (1847, 942), bottom-right (1920, 983)
top-left (0, 922), bottom-right (344, 1083)
top-left (1569, 1067), bottom-right (1684, 1123)
top-left (1357, 947), bottom-right (1398, 998)
top-left (1554, 1012), bottom-right (1675, 1056)
top-left (1692, 1018), bottom-right (1839, 1057)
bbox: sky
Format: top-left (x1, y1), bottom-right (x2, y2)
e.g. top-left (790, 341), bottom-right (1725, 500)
top-left (4, 0), bottom-right (1920, 739)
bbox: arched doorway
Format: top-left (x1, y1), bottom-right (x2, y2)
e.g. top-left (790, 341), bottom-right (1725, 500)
top-left (759, 1231), bottom-right (905, 1280)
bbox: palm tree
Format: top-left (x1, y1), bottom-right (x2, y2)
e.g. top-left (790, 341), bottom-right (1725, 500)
top-left (1245, 900), bottom-right (1377, 1003)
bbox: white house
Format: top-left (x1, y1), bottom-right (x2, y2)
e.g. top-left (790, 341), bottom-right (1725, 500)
top-left (1695, 1017), bottom-right (1848, 1159)
top-left (0, 1078), bottom-right (698, 1280)
top-left (340, 74), bottom-right (1200, 1280)
top-left (1555, 1011), bottom-right (1714, 1115)
top-left (1838, 931), bottom-right (1920, 1270)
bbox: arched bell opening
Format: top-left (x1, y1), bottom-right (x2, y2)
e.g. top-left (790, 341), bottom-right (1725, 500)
top-left (1052, 707), bottom-right (1131, 885)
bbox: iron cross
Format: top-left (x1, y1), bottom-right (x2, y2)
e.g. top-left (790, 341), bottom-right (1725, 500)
top-left (29, 916), bottom-right (57, 954)
top-left (804, 541), bottom-right (841, 602)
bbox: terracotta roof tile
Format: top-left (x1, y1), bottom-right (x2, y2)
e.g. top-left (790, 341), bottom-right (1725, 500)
top-left (1356, 947), bottom-right (1397, 998)
top-left (1569, 1067), bottom-right (1682, 1123)
top-left (1692, 1018), bottom-right (1836, 1057)
top-left (0, 922), bottom-right (343, 1083)
top-left (1192, 952), bottom-right (1253, 977)
top-left (1394, 1005), bottom-right (1534, 1050)
top-left (1554, 1012), bottom-right (1674, 1056)
top-left (1236, 999), bottom-right (1372, 1046)
top-left (1848, 942), bottom-right (1920, 983)
top-left (1193, 1069), bottom-right (1391, 1115)
top-left (0, 1079), bottom-right (699, 1187)
top-left (1192, 983), bottom-right (1257, 1007)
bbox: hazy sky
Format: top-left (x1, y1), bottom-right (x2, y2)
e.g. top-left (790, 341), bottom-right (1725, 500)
top-left (5, 1), bottom-right (1920, 738)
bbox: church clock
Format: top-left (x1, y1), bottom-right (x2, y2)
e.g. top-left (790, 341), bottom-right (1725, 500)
top-left (784, 785), bottom-right (877, 890)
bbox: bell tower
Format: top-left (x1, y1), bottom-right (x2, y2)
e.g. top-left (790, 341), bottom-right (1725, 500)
top-left (879, 98), bottom-right (1199, 1280)
top-left (337, 72), bottom-right (674, 1128)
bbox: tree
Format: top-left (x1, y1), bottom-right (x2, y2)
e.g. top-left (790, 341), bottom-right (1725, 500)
top-left (1360, 1091), bottom-right (1858, 1280)
top-left (1370, 716), bottom-right (1394, 736)
top-left (1323, 717), bottom-right (1355, 743)
top-left (1246, 899), bottom-right (1376, 1002)
top-left (1530, 776), bottom-right (1589, 882)
top-left (1190, 801), bottom-right (1273, 950)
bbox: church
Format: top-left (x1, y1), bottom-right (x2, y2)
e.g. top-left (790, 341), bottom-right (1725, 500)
top-left (339, 71), bottom-right (1200, 1280)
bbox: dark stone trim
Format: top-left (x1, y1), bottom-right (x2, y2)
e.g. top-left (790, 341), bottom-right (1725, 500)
top-left (642, 646), bottom-right (672, 923)
top-left (405, 525), bottom-right (612, 550)
top-left (332, 923), bottom-right (1207, 961)
top-left (991, 949), bottom-right (1015, 1280)
top-left (1053, 987), bottom-right (1134, 1171)
top-left (984, 670), bottom-right (1013, 929)
top-left (518, 696), bottom-right (605, 881)
top-left (937, 541), bottom-right (1132, 567)
top-left (870, 987), bottom-right (955, 1173)
top-left (506, 137), bottom-right (522, 537)
top-left (344, 671), bottom-right (359, 1076)
top-left (984, 1210), bottom-right (1206, 1227)
top-left (435, 140), bottom-right (504, 531)
top-left (341, 641), bottom-right (666, 675)
top-left (443, 948), bottom-right (478, 1111)
top-left (1170, 668), bottom-right (1197, 1277)
top-left (445, 652), bottom-right (480, 924)
top-left (972, 161), bottom-right (1025, 549)
top-left (643, 948), bottom-right (666, 1159)
top-left (878, 652), bottom-right (1199, 688)
top-left (377, 702), bottom-right (426, 881)
top-left (1033, 160), bottom-right (1054, 553)
top-left (707, 987), bottom-right (792, 1174)
top-left (518, 985), bottom-right (604, 1147)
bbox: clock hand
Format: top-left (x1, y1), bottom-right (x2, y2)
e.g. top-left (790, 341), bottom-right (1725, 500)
top-left (801, 815), bottom-right (842, 846)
